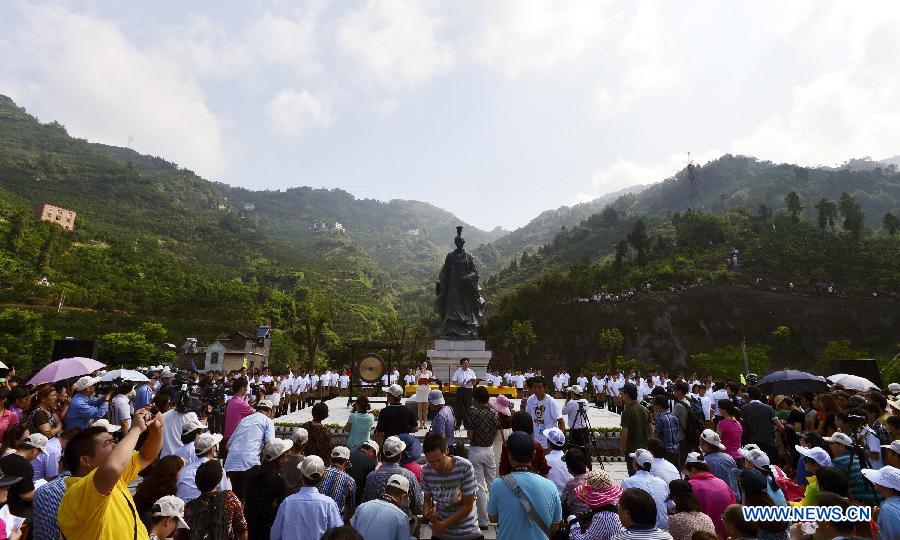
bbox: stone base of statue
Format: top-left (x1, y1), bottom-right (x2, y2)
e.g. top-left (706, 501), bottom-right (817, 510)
top-left (427, 339), bottom-right (493, 384)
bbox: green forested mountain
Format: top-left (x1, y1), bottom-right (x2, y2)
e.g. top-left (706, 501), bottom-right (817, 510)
top-left (474, 184), bottom-right (644, 273)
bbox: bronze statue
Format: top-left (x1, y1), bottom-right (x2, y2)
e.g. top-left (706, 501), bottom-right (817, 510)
top-left (435, 226), bottom-right (484, 339)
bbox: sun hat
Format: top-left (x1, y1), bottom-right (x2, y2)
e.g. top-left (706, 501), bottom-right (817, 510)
top-left (263, 438), bottom-right (293, 461)
top-left (361, 439), bottom-right (379, 453)
top-left (542, 427), bottom-right (566, 447)
top-left (90, 419), bottom-right (121, 433)
top-left (700, 429), bottom-right (726, 450)
top-left (0, 470), bottom-right (22, 488)
top-left (152, 495), bottom-right (190, 529)
top-left (382, 384), bottom-right (404, 398)
top-left (299, 455), bottom-right (326, 479)
top-left (574, 469), bottom-right (623, 508)
top-left (684, 451), bottom-right (705, 465)
top-left (387, 474), bottom-right (411, 493)
top-left (824, 432), bottom-right (854, 447)
top-left (861, 466), bottom-right (900, 491)
top-left (795, 445), bottom-right (832, 467)
top-left (739, 447), bottom-right (771, 469)
top-left (181, 418), bottom-right (205, 435)
top-left (194, 433), bottom-right (223, 455)
top-left (428, 389), bottom-right (445, 405)
top-left (628, 448), bottom-right (653, 468)
top-left (773, 395), bottom-right (789, 407)
top-left (382, 436), bottom-right (407, 459)
top-left (489, 395), bottom-right (512, 416)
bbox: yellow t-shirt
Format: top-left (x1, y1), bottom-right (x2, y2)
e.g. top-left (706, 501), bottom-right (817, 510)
top-left (58, 451), bottom-right (148, 540)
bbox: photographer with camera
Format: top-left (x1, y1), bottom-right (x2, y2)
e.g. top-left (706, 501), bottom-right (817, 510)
top-left (63, 376), bottom-right (112, 430)
top-left (562, 385), bottom-right (590, 450)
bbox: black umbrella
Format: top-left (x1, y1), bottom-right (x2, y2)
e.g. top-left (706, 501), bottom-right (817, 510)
top-left (756, 370), bottom-right (828, 395)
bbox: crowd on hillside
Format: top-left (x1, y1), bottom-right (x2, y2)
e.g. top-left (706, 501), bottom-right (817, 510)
top-left (0, 358), bottom-right (897, 540)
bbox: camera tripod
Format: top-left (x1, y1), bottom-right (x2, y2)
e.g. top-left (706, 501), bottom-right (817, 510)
top-left (570, 401), bottom-right (604, 469)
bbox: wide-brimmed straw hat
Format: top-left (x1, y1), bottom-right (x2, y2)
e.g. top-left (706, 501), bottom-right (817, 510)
top-left (574, 469), bottom-right (623, 508)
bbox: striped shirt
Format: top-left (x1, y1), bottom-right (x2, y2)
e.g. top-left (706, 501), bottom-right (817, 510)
top-left (570, 510), bottom-right (622, 540)
top-left (32, 473), bottom-right (70, 540)
top-left (610, 526), bottom-right (674, 540)
top-left (319, 466), bottom-right (356, 513)
top-left (421, 456), bottom-right (480, 539)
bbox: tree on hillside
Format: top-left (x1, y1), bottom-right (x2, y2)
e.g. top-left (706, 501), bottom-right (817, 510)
top-left (0, 307), bottom-right (54, 375)
top-left (601, 207), bottom-right (619, 227)
top-left (884, 212), bottom-right (899, 236)
top-left (838, 192), bottom-right (866, 240)
top-left (691, 345), bottom-right (770, 381)
top-left (784, 191), bottom-right (803, 223)
top-left (520, 250), bottom-right (530, 266)
top-left (614, 240), bottom-right (629, 281)
top-left (757, 204), bottom-right (773, 220)
top-left (627, 219), bottom-right (650, 266)
top-left (98, 332), bottom-right (158, 368)
top-left (507, 320), bottom-right (537, 367)
top-left (814, 198), bottom-right (837, 232)
top-left (597, 327), bottom-right (624, 372)
top-left (817, 339), bottom-right (869, 373)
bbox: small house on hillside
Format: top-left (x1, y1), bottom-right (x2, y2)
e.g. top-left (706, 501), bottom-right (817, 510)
top-left (203, 325), bottom-right (271, 372)
top-left (34, 203), bottom-right (76, 231)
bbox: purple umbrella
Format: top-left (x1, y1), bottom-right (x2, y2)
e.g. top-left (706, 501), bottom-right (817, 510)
top-left (28, 357), bottom-right (106, 385)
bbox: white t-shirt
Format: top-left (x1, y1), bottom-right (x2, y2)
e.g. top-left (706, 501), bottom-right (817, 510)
top-left (863, 426), bottom-right (883, 469)
top-left (552, 375), bottom-right (564, 391)
top-left (526, 395), bottom-right (562, 448)
top-left (562, 398), bottom-right (590, 429)
top-left (339, 375), bottom-right (350, 388)
top-left (515, 375), bottom-right (525, 389)
top-left (309, 375), bottom-right (319, 388)
top-left (577, 376), bottom-right (588, 388)
top-left (710, 389), bottom-right (729, 417)
top-left (546, 449), bottom-right (574, 493)
top-left (650, 457), bottom-right (681, 485)
top-left (452, 368), bottom-right (477, 388)
top-left (331, 373), bottom-right (340, 386)
top-left (321, 372), bottom-right (332, 387)
top-left (161, 410), bottom-right (200, 457)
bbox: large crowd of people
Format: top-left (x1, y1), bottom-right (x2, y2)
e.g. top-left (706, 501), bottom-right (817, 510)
top-left (0, 358), bottom-right (896, 539)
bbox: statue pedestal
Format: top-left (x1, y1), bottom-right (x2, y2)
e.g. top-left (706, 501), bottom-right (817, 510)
top-left (427, 339), bottom-right (493, 385)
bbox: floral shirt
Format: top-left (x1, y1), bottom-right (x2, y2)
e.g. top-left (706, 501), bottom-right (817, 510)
top-left (302, 421), bottom-right (334, 465)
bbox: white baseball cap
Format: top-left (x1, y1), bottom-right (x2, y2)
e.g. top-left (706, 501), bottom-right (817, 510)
top-left (181, 418), bottom-right (205, 434)
top-left (160, 370), bottom-right (175, 378)
top-left (383, 436), bottom-right (407, 459)
top-left (825, 432), bottom-right (854, 448)
top-left (21, 433), bottom-right (48, 453)
top-left (795, 445), bottom-right (832, 467)
top-left (263, 438), bottom-right (293, 461)
top-left (152, 495), bottom-right (190, 529)
top-left (567, 385), bottom-right (584, 395)
top-left (739, 447), bottom-right (771, 469)
top-left (194, 433), bottom-right (223, 455)
top-left (628, 448), bottom-right (653, 467)
top-left (684, 451), bottom-right (705, 465)
top-left (73, 376), bottom-right (100, 392)
top-left (361, 440), bottom-right (379, 453)
top-left (862, 466), bottom-right (900, 491)
top-left (300, 455), bottom-right (326, 479)
top-left (700, 429), bottom-right (726, 451)
top-left (256, 399), bottom-right (275, 410)
top-left (888, 383), bottom-right (900, 395)
top-left (542, 427), bottom-right (566, 447)
top-left (90, 419), bottom-right (121, 433)
top-left (291, 427), bottom-right (309, 445)
top-left (383, 384), bottom-right (404, 398)
top-left (386, 474), bottom-right (410, 493)
top-left (882, 441), bottom-right (900, 455)
top-left (331, 446), bottom-right (350, 461)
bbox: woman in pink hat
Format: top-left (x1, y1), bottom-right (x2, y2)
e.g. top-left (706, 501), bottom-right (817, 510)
top-left (568, 469), bottom-right (623, 540)
top-left (489, 394), bottom-right (512, 464)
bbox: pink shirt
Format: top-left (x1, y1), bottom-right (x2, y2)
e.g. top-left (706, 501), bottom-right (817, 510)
top-left (402, 461), bottom-right (422, 482)
top-left (689, 472), bottom-right (736, 539)
top-left (224, 396), bottom-right (254, 438)
top-left (717, 417), bottom-right (743, 459)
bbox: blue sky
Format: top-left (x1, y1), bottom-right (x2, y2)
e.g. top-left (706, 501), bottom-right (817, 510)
top-left (2, 1), bottom-right (899, 229)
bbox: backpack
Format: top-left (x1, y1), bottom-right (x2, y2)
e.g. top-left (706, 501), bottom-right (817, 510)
top-left (186, 491), bottom-right (228, 540)
top-left (679, 397), bottom-right (705, 444)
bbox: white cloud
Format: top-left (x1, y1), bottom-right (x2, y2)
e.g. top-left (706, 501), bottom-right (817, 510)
top-left (733, 2), bottom-right (900, 166)
top-left (245, 6), bottom-right (322, 71)
top-left (471, 0), bottom-right (611, 78)
top-left (0, 5), bottom-right (227, 177)
top-left (336, 0), bottom-right (454, 88)
top-left (265, 88), bottom-right (332, 135)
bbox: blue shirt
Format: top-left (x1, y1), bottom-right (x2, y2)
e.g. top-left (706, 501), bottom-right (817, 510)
top-left (224, 412), bottom-right (275, 473)
top-left (431, 406), bottom-right (456, 445)
top-left (134, 384), bottom-right (154, 409)
top-left (621, 470), bottom-right (669, 530)
top-left (347, 412), bottom-right (375, 449)
top-left (271, 486), bottom-right (344, 540)
top-left (653, 411), bottom-right (681, 453)
top-left (177, 457), bottom-right (230, 502)
top-left (487, 471), bottom-right (562, 540)
top-left (32, 472), bottom-right (70, 540)
top-left (319, 466), bottom-right (356, 513)
top-left (703, 451), bottom-right (736, 491)
top-left (32, 437), bottom-right (62, 480)
top-left (879, 495), bottom-right (900, 540)
top-left (350, 498), bottom-right (414, 540)
top-left (63, 393), bottom-right (109, 430)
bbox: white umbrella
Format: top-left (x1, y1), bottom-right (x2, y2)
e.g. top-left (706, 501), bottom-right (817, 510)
top-left (827, 373), bottom-right (880, 392)
top-left (0, 361), bottom-right (7, 369)
top-left (98, 369), bottom-right (149, 383)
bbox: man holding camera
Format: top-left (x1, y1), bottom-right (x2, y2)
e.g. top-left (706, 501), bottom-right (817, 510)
top-left (562, 385), bottom-right (591, 450)
top-left (64, 376), bottom-right (111, 430)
